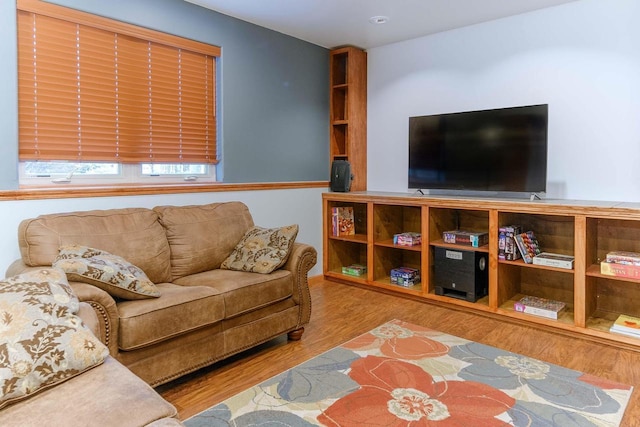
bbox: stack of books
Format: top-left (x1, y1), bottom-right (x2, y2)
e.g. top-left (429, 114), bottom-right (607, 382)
top-left (610, 314), bottom-right (640, 338)
top-left (514, 295), bottom-right (566, 320)
top-left (601, 251), bottom-right (640, 278)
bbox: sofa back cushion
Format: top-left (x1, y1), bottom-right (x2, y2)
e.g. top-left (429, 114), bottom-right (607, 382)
top-left (154, 202), bottom-right (254, 279)
top-left (18, 208), bottom-right (172, 283)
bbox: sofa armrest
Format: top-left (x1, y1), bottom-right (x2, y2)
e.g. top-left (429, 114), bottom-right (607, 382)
top-left (5, 259), bottom-right (38, 277)
top-left (69, 281), bottom-right (120, 357)
top-left (281, 242), bottom-right (317, 327)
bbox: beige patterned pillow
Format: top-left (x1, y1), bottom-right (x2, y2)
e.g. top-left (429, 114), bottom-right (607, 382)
top-left (221, 225), bottom-right (299, 274)
top-left (53, 245), bottom-right (160, 300)
top-left (0, 268), bottom-right (109, 409)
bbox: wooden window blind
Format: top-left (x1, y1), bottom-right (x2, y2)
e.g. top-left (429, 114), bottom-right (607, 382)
top-left (17, 0), bottom-right (220, 164)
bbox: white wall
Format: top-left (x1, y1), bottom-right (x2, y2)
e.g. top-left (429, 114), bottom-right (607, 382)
top-left (367, 0), bottom-right (640, 202)
top-left (0, 188), bottom-right (324, 278)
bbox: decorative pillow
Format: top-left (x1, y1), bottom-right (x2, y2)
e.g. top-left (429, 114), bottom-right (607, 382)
top-left (220, 225), bottom-right (299, 274)
top-left (53, 245), bottom-right (161, 300)
top-left (0, 268), bottom-right (109, 409)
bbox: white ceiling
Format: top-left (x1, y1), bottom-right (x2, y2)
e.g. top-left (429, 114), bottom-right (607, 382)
top-left (184, 0), bottom-right (579, 49)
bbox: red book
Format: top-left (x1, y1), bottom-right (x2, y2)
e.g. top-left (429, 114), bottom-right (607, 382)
top-left (601, 261), bottom-right (640, 278)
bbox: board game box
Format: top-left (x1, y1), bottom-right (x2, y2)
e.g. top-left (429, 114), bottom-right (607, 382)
top-left (514, 295), bottom-right (566, 320)
top-left (390, 267), bottom-right (420, 287)
top-left (498, 225), bottom-right (522, 261)
top-left (532, 252), bottom-right (574, 269)
top-left (331, 207), bottom-right (355, 236)
top-left (513, 231), bottom-right (541, 264)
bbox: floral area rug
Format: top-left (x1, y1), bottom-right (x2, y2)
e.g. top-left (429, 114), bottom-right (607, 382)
top-left (184, 319), bottom-right (633, 426)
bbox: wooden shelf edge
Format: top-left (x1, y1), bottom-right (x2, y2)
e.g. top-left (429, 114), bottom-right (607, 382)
top-left (430, 240), bottom-right (489, 253)
top-left (328, 234), bottom-right (367, 244)
top-left (586, 264), bottom-right (640, 284)
top-left (500, 258), bottom-right (575, 273)
top-left (375, 239), bottom-right (422, 251)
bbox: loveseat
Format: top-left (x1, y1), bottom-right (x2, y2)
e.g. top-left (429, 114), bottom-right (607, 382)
top-left (5, 201), bottom-right (317, 389)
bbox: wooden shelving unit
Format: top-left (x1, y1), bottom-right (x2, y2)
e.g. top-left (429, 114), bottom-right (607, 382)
top-left (323, 191), bottom-right (640, 350)
top-left (329, 47), bottom-right (367, 192)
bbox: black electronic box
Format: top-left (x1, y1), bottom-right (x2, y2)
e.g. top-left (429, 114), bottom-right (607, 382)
top-left (434, 247), bottom-right (488, 302)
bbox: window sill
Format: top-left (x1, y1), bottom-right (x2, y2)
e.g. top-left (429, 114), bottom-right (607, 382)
top-left (0, 181), bottom-right (329, 201)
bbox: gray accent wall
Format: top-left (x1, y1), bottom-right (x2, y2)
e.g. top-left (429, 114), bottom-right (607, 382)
top-left (0, 0), bottom-right (329, 188)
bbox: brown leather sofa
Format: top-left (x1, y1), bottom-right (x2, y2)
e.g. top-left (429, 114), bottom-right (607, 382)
top-left (3, 201), bottom-right (316, 425)
top-left (0, 272), bottom-right (183, 426)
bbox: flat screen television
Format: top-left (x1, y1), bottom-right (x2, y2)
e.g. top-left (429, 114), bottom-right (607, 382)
top-left (408, 104), bottom-right (548, 197)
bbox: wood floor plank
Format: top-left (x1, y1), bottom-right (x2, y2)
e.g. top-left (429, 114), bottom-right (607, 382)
top-left (158, 279), bottom-right (640, 425)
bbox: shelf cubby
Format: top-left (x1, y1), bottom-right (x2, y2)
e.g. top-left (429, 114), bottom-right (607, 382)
top-left (372, 245), bottom-right (422, 292)
top-left (497, 262), bottom-right (575, 325)
top-left (331, 86), bottom-right (348, 122)
top-left (584, 217), bottom-right (640, 336)
top-left (326, 201), bottom-right (367, 236)
top-left (331, 52), bottom-right (348, 86)
top-left (326, 239), bottom-right (367, 277)
top-left (330, 124), bottom-right (347, 158)
top-left (373, 204), bottom-right (421, 247)
top-left (499, 211), bottom-right (575, 256)
top-left (585, 275), bottom-right (640, 334)
top-left (429, 207), bottom-right (489, 247)
top-left (325, 200), bottom-right (368, 280)
top-left (586, 217), bottom-right (640, 267)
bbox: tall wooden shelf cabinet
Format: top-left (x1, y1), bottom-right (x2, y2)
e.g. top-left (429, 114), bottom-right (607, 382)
top-left (329, 46), bottom-right (367, 192)
top-left (323, 191), bottom-right (640, 350)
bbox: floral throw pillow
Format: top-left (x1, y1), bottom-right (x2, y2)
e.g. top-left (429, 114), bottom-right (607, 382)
top-left (221, 225), bottom-right (299, 274)
top-left (53, 245), bottom-right (161, 300)
top-left (0, 268), bottom-right (109, 409)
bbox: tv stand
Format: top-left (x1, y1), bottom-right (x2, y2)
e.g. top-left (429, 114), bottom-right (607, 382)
top-left (323, 191), bottom-right (640, 352)
top-left (529, 192), bottom-right (543, 201)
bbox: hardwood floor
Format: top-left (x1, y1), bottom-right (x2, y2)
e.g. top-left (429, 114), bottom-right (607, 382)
top-left (158, 278), bottom-right (640, 425)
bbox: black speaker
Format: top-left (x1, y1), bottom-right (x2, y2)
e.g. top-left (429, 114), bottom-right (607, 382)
top-left (330, 160), bottom-right (352, 192)
top-left (434, 247), bottom-right (488, 302)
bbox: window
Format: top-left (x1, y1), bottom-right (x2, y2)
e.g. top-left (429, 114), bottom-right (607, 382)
top-left (16, 0), bottom-right (220, 185)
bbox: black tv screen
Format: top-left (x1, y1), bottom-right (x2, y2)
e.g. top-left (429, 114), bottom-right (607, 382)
top-left (408, 104), bottom-right (548, 195)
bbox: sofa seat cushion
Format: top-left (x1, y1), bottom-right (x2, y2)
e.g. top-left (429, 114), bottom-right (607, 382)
top-left (117, 283), bottom-right (224, 351)
top-left (154, 202), bottom-right (254, 280)
top-left (0, 356), bottom-right (179, 427)
top-left (173, 268), bottom-right (293, 318)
